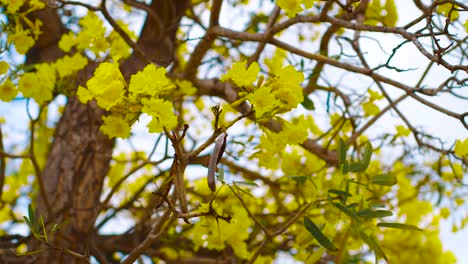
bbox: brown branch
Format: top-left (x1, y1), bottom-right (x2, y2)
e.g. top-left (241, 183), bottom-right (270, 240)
top-left (121, 209), bottom-right (175, 264)
top-left (28, 114), bottom-right (52, 215)
top-left (100, 0), bottom-right (152, 65)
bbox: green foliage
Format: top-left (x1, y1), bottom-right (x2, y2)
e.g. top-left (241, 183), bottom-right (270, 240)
top-left (21, 204), bottom-right (66, 256)
top-left (304, 216), bottom-right (339, 252)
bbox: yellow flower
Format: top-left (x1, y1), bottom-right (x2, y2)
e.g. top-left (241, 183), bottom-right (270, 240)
top-left (221, 61), bottom-right (259, 87)
top-left (440, 207), bottom-right (450, 219)
top-left (270, 65), bottom-right (304, 110)
top-left (109, 21), bottom-right (136, 62)
top-left (100, 115), bottom-right (131, 139)
top-left (454, 138), bottom-right (468, 157)
top-left (279, 115), bottom-right (309, 145)
top-left (264, 48), bottom-right (286, 75)
top-left (77, 86), bottom-right (93, 104)
top-left (18, 71), bottom-right (53, 105)
top-left (247, 85), bottom-right (281, 119)
top-left (18, 73), bottom-right (38, 98)
top-left (396, 125), bottom-right (411, 137)
top-left (362, 101), bottom-right (380, 116)
top-left (58, 32), bottom-right (76, 53)
top-left (129, 64), bottom-right (173, 97)
top-left (142, 98), bottom-right (177, 132)
top-left (175, 79), bottom-right (196, 96)
top-left (0, 61), bottom-right (9, 75)
top-left (0, 79), bottom-right (17, 102)
top-left (277, 0), bottom-right (303, 17)
top-left (2, 0), bottom-right (25, 13)
top-left (28, 0), bottom-right (45, 10)
top-left (80, 62), bottom-right (126, 110)
top-left (55, 54), bottom-right (88, 78)
top-left (8, 30), bottom-right (35, 54)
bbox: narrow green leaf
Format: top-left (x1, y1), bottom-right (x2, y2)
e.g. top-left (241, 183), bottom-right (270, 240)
top-left (357, 209), bottom-right (393, 219)
top-left (233, 181), bottom-right (259, 187)
top-left (348, 162), bottom-right (366, 172)
top-left (371, 174), bottom-right (396, 186)
top-left (216, 168), bottom-right (225, 182)
top-left (369, 203), bottom-right (386, 208)
top-left (360, 230), bottom-right (388, 263)
top-left (28, 204), bottom-right (35, 227)
top-left (338, 138), bottom-right (346, 169)
top-left (234, 185), bottom-right (255, 198)
top-left (301, 96), bottom-right (315, 110)
top-left (31, 228), bottom-right (41, 241)
top-left (23, 216), bottom-right (31, 229)
top-left (342, 160), bottom-right (349, 174)
top-left (303, 217), bottom-right (339, 252)
top-left (361, 141), bottom-right (373, 169)
top-left (50, 223), bottom-right (60, 233)
top-left (333, 203), bottom-right (358, 220)
top-left (377, 222), bottom-right (423, 231)
top-left (290, 176), bottom-right (309, 184)
top-left (347, 179), bottom-right (368, 187)
top-left (328, 189), bottom-right (352, 197)
top-left (40, 216), bottom-right (47, 243)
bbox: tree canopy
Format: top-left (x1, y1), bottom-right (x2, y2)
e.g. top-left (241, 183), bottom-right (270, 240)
top-left (0, 0), bottom-right (467, 263)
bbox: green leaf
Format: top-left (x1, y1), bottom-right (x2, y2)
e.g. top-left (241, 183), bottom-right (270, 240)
top-left (23, 216), bottom-right (31, 229)
top-left (342, 160), bottom-right (350, 174)
top-left (369, 203), bottom-right (386, 208)
top-left (361, 142), bottom-right (373, 170)
top-left (370, 174), bottom-right (396, 186)
top-left (357, 209), bottom-right (393, 219)
top-left (328, 189), bottom-right (352, 197)
top-left (216, 168), bottom-right (225, 182)
top-left (28, 204), bottom-right (35, 227)
top-left (50, 223), bottom-right (61, 233)
top-left (333, 202), bottom-right (358, 220)
top-left (40, 216), bottom-right (48, 243)
top-left (360, 230), bottom-right (388, 263)
top-left (338, 138), bottom-right (349, 173)
top-left (233, 181), bottom-right (259, 187)
top-left (347, 161), bottom-right (366, 173)
top-left (234, 185), bottom-right (255, 198)
top-left (338, 138), bottom-right (346, 166)
top-left (27, 204), bottom-right (38, 232)
top-left (303, 217), bottom-right (338, 252)
top-left (290, 176), bottom-right (309, 184)
top-left (377, 222), bottom-right (423, 231)
top-left (301, 96), bottom-right (315, 110)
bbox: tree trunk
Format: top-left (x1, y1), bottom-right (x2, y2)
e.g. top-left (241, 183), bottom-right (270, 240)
top-left (23, 1), bottom-right (189, 263)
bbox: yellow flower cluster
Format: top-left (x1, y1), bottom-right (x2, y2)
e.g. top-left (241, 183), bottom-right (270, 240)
top-left (276, 0), bottom-right (315, 17)
top-left (77, 62), bottom-right (125, 110)
top-left (58, 12), bottom-right (135, 62)
top-left (78, 63), bottom-right (180, 139)
top-left (222, 61), bottom-right (304, 119)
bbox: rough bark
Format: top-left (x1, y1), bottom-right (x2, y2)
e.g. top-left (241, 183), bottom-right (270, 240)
top-left (22, 1), bottom-right (189, 263)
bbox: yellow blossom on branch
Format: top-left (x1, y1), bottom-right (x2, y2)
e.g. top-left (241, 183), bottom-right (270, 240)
top-left (0, 79), bottom-right (17, 102)
top-left (100, 115), bottom-right (131, 139)
top-left (221, 61), bottom-right (260, 88)
top-left (77, 62), bottom-right (126, 110)
top-left (142, 98), bottom-right (178, 133)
